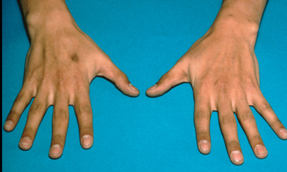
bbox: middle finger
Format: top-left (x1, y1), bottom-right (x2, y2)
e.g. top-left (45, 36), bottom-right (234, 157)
top-left (217, 99), bottom-right (243, 165)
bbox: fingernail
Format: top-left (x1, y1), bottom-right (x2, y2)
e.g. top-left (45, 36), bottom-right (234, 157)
top-left (81, 135), bottom-right (93, 149)
top-left (230, 151), bottom-right (244, 164)
top-left (19, 137), bottom-right (32, 149)
top-left (149, 84), bottom-right (157, 90)
top-left (129, 83), bottom-right (138, 91)
top-left (255, 144), bottom-right (267, 158)
top-left (4, 120), bottom-right (13, 131)
top-left (199, 140), bottom-right (210, 154)
top-left (279, 129), bottom-right (287, 139)
top-left (49, 144), bottom-right (62, 156)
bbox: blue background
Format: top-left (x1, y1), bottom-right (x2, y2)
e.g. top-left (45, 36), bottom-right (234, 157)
top-left (2, 0), bottom-right (287, 171)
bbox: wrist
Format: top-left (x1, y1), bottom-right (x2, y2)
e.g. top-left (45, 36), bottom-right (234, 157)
top-left (22, 0), bottom-right (76, 38)
top-left (210, 16), bottom-right (259, 39)
top-left (206, 0), bottom-right (265, 45)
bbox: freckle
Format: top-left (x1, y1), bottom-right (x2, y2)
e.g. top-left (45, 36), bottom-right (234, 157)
top-left (71, 53), bottom-right (79, 62)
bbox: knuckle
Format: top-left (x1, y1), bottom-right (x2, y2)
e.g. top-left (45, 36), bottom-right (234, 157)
top-left (77, 104), bottom-right (92, 116)
top-left (261, 102), bottom-right (272, 112)
top-left (118, 71), bottom-right (127, 78)
top-left (220, 116), bottom-right (236, 125)
top-left (52, 134), bottom-right (65, 143)
top-left (81, 126), bottom-right (94, 133)
top-left (228, 140), bottom-right (240, 149)
top-left (272, 118), bottom-right (282, 127)
top-left (23, 127), bottom-right (34, 135)
top-left (14, 93), bottom-right (25, 103)
top-left (56, 73), bottom-right (66, 88)
top-left (252, 135), bottom-right (262, 142)
top-left (194, 84), bottom-right (210, 96)
top-left (160, 73), bottom-right (170, 81)
top-left (8, 110), bottom-right (19, 118)
top-left (54, 109), bottom-right (69, 120)
top-left (25, 67), bottom-right (44, 84)
top-left (213, 78), bottom-right (229, 93)
top-left (239, 111), bottom-right (255, 122)
top-left (194, 110), bottom-right (210, 122)
top-left (158, 73), bottom-right (173, 87)
top-left (116, 72), bottom-right (129, 83)
top-left (244, 78), bottom-right (256, 86)
top-left (29, 103), bottom-right (43, 114)
top-left (74, 76), bottom-right (87, 90)
top-left (196, 131), bottom-right (209, 139)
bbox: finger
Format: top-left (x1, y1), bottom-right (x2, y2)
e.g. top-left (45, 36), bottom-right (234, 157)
top-left (74, 90), bottom-right (93, 149)
top-left (252, 94), bottom-right (287, 140)
top-left (146, 63), bottom-right (188, 97)
top-left (49, 94), bottom-right (69, 159)
top-left (194, 95), bottom-right (212, 154)
top-left (4, 88), bottom-right (34, 131)
top-left (18, 93), bottom-right (48, 150)
top-left (235, 98), bottom-right (267, 159)
top-left (97, 61), bottom-right (139, 97)
top-left (218, 101), bottom-right (244, 165)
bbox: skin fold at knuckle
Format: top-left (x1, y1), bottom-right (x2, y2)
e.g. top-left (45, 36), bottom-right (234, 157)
top-left (220, 115), bottom-right (237, 126)
top-left (228, 140), bottom-right (240, 150)
top-left (76, 104), bottom-right (92, 117)
top-left (22, 127), bottom-right (35, 136)
top-left (29, 103), bottom-right (43, 115)
top-left (260, 102), bottom-right (273, 112)
top-left (251, 135), bottom-right (262, 143)
top-left (194, 110), bottom-right (210, 123)
top-left (14, 92), bottom-right (26, 104)
top-left (238, 111), bottom-right (255, 122)
top-left (53, 109), bottom-right (69, 120)
top-left (196, 131), bottom-right (210, 141)
top-left (52, 134), bottom-right (65, 144)
top-left (8, 110), bottom-right (19, 120)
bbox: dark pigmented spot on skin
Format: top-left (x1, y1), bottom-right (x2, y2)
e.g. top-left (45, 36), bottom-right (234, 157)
top-left (71, 53), bottom-right (79, 62)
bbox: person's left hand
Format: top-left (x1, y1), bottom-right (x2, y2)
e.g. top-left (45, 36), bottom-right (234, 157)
top-left (146, 21), bottom-right (287, 165)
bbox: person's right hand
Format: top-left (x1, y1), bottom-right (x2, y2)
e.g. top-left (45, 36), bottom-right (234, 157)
top-left (3, 1), bottom-right (139, 159)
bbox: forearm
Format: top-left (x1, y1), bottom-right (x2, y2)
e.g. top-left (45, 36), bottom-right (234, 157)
top-left (19, 0), bottom-right (76, 38)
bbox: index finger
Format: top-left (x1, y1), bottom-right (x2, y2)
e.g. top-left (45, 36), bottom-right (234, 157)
top-left (4, 88), bottom-right (34, 131)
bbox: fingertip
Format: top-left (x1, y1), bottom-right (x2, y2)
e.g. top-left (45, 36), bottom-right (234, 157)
top-left (254, 144), bottom-right (268, 159)
top-left (230, 150), bottom-right (244, 165)
top-left (279, 128), bottom-right (287, 140)
top-left (146, 84), bottom-right (158, 97)
top-left (128, 83), bottom-right (140, 97)
top-left (198, 140), bottom-right (211, 154)
top-left (19, 137), bottom-right (32, 150)
top-left (119, 83), bottom-right (139, 97)
top-left (3, 120), bottom-right (14, 132)
top-left (49, 144), bottom-right (63, 159)
top-left (81, 135), bottom-right (93, 149)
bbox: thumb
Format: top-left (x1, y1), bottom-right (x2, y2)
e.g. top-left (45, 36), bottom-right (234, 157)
top-left (98, 61), bottom-right (140, 97)
top-left (146, 64), bottom-right (188, 97)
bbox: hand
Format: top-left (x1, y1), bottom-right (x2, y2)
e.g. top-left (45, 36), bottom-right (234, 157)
top-left (146, 17), bottom-right (287, 165)
top-left (3, 2), bottom-right (139, 159)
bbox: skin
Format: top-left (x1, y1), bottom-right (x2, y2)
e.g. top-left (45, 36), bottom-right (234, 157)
top-left (3, 0), bottom-right (139, 159)
top-left (146, 0), bottom-right (287, 165)
top-left (3, 0), bottom-right (286, 165)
